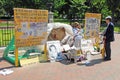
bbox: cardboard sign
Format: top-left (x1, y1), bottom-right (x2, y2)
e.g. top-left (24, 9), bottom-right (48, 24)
top-left (81, 39), bottom-right (94, 51)
top-left (85, 13), bottom-right (101, 38)
top-left (14, 8), bottom-right (48, 47)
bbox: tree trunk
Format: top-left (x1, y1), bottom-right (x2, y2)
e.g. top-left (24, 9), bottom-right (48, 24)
top-left (112, 10), bottom-right (115, 23)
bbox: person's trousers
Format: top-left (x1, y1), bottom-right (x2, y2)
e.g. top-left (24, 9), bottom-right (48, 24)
top-left (105, 42), bottom-right (111, 59)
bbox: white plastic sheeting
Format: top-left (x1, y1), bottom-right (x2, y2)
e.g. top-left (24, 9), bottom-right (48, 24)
top-left (47, 22), bottom-right (74, 37)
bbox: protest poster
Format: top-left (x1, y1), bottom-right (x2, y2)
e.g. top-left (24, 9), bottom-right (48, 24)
top-left (14, 8), bottom-right (48, 47)
top-left (47, 41), bottom-right (61, 62)
top-left (84, 13), bottom-right (101, 38)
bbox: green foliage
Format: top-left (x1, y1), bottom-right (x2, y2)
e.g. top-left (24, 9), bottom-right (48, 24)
top-left (0, 0), bottom-right (119, 23)
top-left (106, 0), bottom-right (120, 22)
top-left (70, 0), bottom-right (87, 18)
top-left (54, 0), bottom-right (66, 18)
top-left (0, 0), bottom-right (51, 16)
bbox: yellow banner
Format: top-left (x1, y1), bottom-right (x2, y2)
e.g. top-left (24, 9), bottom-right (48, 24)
top-left (84, 13), bottom-right (101, 38)
top-left (14, 8), bottom-right (48, 47)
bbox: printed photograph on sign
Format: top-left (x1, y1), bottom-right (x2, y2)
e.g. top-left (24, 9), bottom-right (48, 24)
top-left (47, 41), bottom-right (61, 62)
top-left (21, 22), bottom-right (29, 39)
top-left (30, 22), bottom-right (47, 36)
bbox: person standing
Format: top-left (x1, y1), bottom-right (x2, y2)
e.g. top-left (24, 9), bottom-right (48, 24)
top-left (103, 16), bottom-right (115, 61)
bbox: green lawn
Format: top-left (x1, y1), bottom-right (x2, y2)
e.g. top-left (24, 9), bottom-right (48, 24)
top-left (54, 19), bottom-right (70, 24)
top-left (100, 26), bottom-right (120, 33)
top-left (0, 21), bottom-right (14, 46)
top-left (114, 27), bottom-right (120, 33)
top-left (0, 29), bottom-right (14, 46)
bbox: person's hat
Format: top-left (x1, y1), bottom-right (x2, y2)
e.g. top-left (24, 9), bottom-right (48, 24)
top-left (105, 16), bottom-right (112, 19)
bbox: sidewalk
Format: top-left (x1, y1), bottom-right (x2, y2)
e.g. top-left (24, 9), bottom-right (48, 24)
top-left (0, 34), bottom-right (120, 80)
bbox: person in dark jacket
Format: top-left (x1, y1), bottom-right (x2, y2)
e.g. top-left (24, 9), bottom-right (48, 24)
top-left (103, 16), bottom-right (115, 61)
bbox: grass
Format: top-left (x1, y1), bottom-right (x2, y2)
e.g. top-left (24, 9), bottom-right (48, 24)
top-left (54, 19), bottom-right (70, 24)
top-left (0, 21), bottom-right (14, 46)
top-left (114, 27), bottom-right (120, 33)
top-left (100, 26), bottom-right (120, 33)
top-left (0, 29), bottom-right (14, 46)
top-left (100, 27), bottom-right (105, 32)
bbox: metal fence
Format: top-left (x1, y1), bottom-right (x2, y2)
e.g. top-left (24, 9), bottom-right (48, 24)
top-left (0, 18), bottom-right (119, 47)
top-left (0, 19), bottom-right (14, 47)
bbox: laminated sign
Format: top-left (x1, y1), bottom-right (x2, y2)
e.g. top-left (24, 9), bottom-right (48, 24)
top-left (85, 13), bottom-right (101, 38)
top-left (14, 8), bottom-right (48, 47)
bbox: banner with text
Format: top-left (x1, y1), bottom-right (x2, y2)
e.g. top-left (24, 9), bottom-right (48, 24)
top-left (14, 8), bottom-right (48, 47)
top-left (85, 13), bottom-right (101, 38)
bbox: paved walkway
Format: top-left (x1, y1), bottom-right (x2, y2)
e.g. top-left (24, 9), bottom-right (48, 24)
top-left (0, 34), bottom-right (120, 80)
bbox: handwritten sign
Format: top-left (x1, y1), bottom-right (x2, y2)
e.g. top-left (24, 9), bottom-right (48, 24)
top-left (14, 8), bottom-right (48, 47)
top-left (85, 13), bottom-right (101, 38)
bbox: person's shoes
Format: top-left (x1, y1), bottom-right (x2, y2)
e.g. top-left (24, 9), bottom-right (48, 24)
top-left (77, 59), bottom-right (81, 62)
top-left (104, 58), bottom-right (111, 61)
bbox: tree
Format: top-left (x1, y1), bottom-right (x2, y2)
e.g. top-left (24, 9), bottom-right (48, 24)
top-left (3, 0), bottom-right (14, 16)
top-left (0, 0), bottom-right (119, 23)
top-left (70, 0), bottom-right (87, 19)
top-left (0, 0), bottom-right (5, 16)
top-left (54, 0), bottom-right (87, 19)
top-left (54, 0), bottom-right (71, 18)
top-left (106, 0), bottom-right (120, 22)
top-left (0, 0), bottom-right (51, 17)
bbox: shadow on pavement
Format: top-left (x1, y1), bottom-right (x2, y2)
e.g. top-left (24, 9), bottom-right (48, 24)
top-left (0, 66), bottom-right (15, 70)
top-left (0, 57), bottom-right (4, 62)
top-left (59, 59), bottom-right (75, 65)
top-left (77, 58), bottom-right (103, 66)
top-left (0, 57), bottom-right (15, 70)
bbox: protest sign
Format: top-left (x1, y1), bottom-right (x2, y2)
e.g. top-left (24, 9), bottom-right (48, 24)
top-left (47, 41), bottom-right (61, 62)
top-left (14, 8), bottom-right (48, 47)
top-left (85, 13), bottom-right (101, 38)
